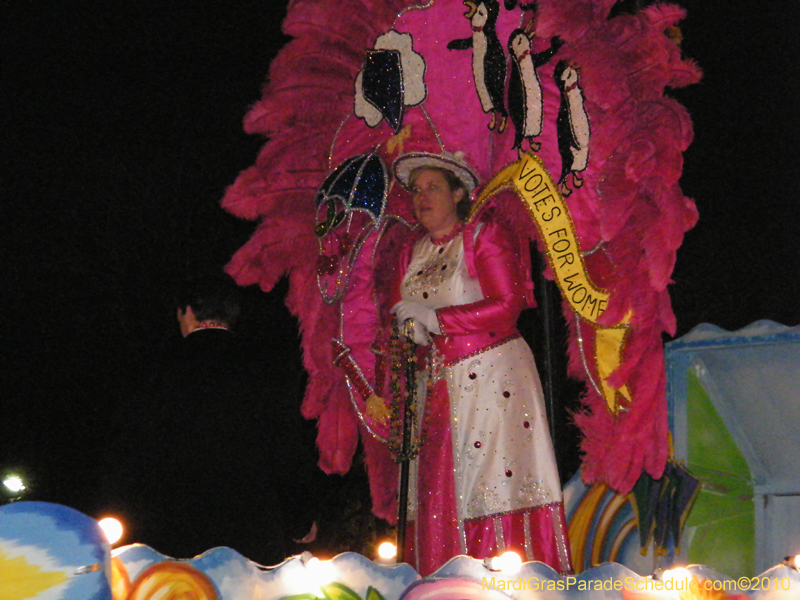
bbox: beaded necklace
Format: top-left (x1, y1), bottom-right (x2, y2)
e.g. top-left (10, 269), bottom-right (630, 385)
top-left (388, 324), bottom-right (425, 460)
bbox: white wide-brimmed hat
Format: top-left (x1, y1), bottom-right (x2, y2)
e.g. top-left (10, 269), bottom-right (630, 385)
top-left (393, 151), bottom-right (479, 193)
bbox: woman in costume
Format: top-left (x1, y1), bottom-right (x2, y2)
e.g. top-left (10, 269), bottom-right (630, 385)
top-left (384, 151), bottom-right (572, 576)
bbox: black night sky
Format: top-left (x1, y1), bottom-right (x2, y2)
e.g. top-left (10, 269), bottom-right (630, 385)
top-left (2, 1), bottom-right (798, 559)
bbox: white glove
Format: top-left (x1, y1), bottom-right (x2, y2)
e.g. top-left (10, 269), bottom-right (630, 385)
top-left (391, 301), bottom-right (441, 335)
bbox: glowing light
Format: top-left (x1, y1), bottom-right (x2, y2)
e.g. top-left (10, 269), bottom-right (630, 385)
top-left (378, 542), bottom-right (397, 560)
top-left (306, 556), bottom-right (336, 589)
top-left (793, 555), bottom-right (800, 570)
top-left (98, 517), bottom-right (123, 544)
top-left (490, 551), bottom-right (522, 574)
top-left (3, 475), bottom-right (26, 493)
top-left (662, 567), bottom-right (692, 584)
top-left (655, 568), bottom-right (693, 599)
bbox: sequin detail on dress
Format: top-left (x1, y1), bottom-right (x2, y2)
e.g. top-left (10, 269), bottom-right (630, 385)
top-left (518, 474), bottom-right (552, 506)
top-left (469, 482), bottom-right (504, 516)
top-left (402, 233), bottom-right (462, 299)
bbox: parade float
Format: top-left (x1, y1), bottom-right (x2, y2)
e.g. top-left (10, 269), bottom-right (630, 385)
top-left (2, 500), bottom-right (799, 599)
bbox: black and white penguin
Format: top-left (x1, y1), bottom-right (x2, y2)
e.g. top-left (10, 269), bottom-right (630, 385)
top-left (507, 29), bottom-right (562, 151)
top-left (554, 60), bottom-right (590, 197)
top-left (447, 0), bottom-right (508, 133)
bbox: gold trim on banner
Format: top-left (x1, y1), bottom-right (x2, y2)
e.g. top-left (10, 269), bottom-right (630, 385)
top-left (470, 152), bottom-right (630, 414)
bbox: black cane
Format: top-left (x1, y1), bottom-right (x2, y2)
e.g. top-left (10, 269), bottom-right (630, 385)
top-left (395, 326), bottom-right (417, 564)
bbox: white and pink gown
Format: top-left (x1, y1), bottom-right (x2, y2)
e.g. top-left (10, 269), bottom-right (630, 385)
top-left (393, 218), bottom-right (572, 576)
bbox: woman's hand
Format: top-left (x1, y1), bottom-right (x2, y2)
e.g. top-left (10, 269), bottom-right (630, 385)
top-left (392, 300), bottom-right (441, 334)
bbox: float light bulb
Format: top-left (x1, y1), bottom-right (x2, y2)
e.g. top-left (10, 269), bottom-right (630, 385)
top-left (493, 551), bottom-right (522, 574)
top-left (793, 555), bottom-right (800, 570)
top-left (3, 475), bottom-right (26, 493)
top-left (662, 567), bottom-right (691, 584)
top-left (306, 556), bottom-right (336, 588)
top-left (378, 542), bottom-right (397, 560)
top-left (99, 517), bottom-right (123, 544)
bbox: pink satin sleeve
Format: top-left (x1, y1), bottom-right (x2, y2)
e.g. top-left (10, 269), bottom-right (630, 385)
top-left (436, 220), bottom-right (528, 336)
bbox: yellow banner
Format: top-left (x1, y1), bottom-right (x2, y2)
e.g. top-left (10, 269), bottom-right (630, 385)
top-left (472, 152), bottom-right (609, 323)
top-left (471, 152), bottom-right (630, 413)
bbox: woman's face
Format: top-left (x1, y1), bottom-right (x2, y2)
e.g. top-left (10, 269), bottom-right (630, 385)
top-left (409, 168), bottom-right (464, 239)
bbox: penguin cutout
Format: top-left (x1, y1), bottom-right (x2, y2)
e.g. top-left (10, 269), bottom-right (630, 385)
top-left (507, 30), bottom-right (563, 151)
top-left (554, 60), bottom-right (590, 197)
top-left (447, 0), bottom-right (508, 133)
top-left (362, 50), bottom-right (404, 132)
